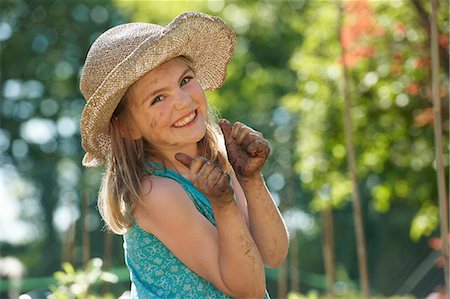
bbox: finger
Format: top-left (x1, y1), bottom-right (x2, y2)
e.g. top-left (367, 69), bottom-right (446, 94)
top-left (195, 161), bottom-right (214, 187)
top-left (219, 120), bottom-right (238, 162)
top-left (219, 119), bottom-right (233, 144)
top-left (231, 122), bottom-right (241, 140)
top-left (241, 132), bottom-right (260, 152)
top-left (190, 156), bottom-right (208, 174)
top-left (247, 140), bottom-right (270, 157)
top-left (175, 153), bottom-right (193, 168)
top-left (235, 123), bottom-right (252, 146)
top-left (204, 167), bottom-right (223, 191)
top-left (216, 173), bottom-right (231, 193)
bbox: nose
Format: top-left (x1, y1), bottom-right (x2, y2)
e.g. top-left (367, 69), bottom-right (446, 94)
top-left (173, 88), bottom-right (192, 110)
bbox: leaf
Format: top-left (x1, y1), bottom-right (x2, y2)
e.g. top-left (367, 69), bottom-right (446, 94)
top-left (99, 272), bottom-right (119, 283)
top-left (371, 184), bottom-right (392, 213)
top-left (410, 203), bottom-right (439, 241)
top-left (88, 257), bottom-right (103, 270)
top-left (287, 292), bottom-right (305, 299)
top-left (53, 271), bottom-right (68, 284)
top-left (62, 262), bottom-right (75, 275)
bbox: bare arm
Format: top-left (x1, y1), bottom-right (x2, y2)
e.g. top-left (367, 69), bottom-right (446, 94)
top-left (135, 174), bottom-right (265, 298)
top-left (237, 173), bottom-right (288, 268)
top-left (220, 120), bottom-right (289, 268)
top-left (135, 154), bottom-right (265, 298)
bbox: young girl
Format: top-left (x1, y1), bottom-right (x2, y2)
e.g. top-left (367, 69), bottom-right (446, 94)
top-left (79, 12), bottom-right (288, 298)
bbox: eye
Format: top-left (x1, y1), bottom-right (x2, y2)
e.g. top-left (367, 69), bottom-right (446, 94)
top-left (151, 95), bottom-right (164, 105)
top-left (180, 76), bottom-right (193, 86)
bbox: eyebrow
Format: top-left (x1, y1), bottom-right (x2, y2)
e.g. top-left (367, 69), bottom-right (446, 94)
top-left (140, 67), bottom-right (193, 106)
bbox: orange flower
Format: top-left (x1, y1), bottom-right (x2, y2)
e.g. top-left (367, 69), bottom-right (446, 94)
top-left (439, 34), bottom-right (449, 49)
top-left (394, 22), bottom-right (407, 35)
top-left (340, 0), bottom-right (383, 69)
top-left (406, 83), bottom-right (420, 96)
top-left (414, 108), bottom-right (433, 127)
top-left (413, 57), bottom-right (431, 69)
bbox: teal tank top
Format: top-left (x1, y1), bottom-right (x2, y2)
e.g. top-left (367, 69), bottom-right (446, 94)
top-left (123, 165), bottom-right (270, 298)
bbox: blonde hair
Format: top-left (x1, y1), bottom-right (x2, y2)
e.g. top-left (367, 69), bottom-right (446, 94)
top-left (98, 58), bottom-right (227, 234)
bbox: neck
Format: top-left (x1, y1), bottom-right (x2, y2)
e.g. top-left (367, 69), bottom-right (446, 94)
top-left (150, 143), bottom-right (199, 176)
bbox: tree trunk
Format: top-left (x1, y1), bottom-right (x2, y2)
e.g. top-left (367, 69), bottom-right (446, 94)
top-left (290, 232), bottom-right (300, 293)
top-left (338, 3), bottom-right (370, 298)
top-left (410, 0), bottom-right (450, 76)
top-left (62, 220), bottom-right (76, 265)
top-left (277, 258), bottom-right (288, 299)
top-left (102, 231), bottom-right (114, 294)
top-left (430, 0), bottom-right (449, 293)
top-left (103, 231), bottom-right (114, 269)
top-left (322, 206), bottom-right (335, 299)
top-left (82, 192), bottom-right (90, 265)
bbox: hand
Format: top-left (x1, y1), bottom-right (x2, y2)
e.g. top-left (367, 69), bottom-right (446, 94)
top-left (219, 119), bottom-right (270, 178)
top-left (175, 153), bottom-right (234, 205)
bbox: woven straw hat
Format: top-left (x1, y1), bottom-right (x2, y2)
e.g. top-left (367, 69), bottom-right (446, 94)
top-left (79, 12), bottom-right (236, 167)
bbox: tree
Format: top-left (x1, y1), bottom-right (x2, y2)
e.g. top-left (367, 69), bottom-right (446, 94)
top-left (282, 0), bottom-right (448, 295)
top-left (1, 0), bottom-right (448, 297)
top-left (1, 0), bottom-right (129, 281)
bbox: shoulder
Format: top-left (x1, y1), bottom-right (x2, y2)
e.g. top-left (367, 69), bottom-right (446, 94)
top-left (134, 174), bottom-right (199, 234)
top-left (139, 174), bottom-right (195, 211)
top-left (141, 174), bottom-right (184, 198)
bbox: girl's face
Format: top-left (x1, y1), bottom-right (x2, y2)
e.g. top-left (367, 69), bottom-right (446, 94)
top-left (124, 57), bottom-right (208, 156)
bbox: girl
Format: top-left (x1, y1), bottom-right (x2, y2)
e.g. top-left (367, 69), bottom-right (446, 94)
top-left (79, 12), bottom-right (288, 298)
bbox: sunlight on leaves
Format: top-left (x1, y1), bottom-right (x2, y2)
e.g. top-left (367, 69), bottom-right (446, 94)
top-left (410, 203), bottom-right (439, 241)
top-left (371, 184), bottom-right (392, 213)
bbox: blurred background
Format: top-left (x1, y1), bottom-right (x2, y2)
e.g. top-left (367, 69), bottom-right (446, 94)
top-left (1, 0), bottom-right (449, 298)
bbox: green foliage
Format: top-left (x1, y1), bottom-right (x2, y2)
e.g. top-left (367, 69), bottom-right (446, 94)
top-left (410, 202), bottom-right (440, 241)
top-left (281, 0), bottom-right (448, 240)
top-left (1, 0), bottom-right (447, 297)
top-left (1, 0), bottom-right (129, 277)
top-left (113, 0), bottom-right (207, 23)
top-left (48, 258), bottom-right (118, 299)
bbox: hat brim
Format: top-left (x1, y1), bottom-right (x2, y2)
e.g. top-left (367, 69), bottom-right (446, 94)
top-left (80, 12), bottom-right (236, 167)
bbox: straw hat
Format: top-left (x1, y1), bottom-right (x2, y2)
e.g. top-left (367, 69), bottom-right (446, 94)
top-left (79, 12), bottom-right (236, 167)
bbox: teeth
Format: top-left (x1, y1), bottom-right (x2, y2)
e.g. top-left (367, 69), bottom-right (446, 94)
top-left (173, 111), bottom-right (196, 127)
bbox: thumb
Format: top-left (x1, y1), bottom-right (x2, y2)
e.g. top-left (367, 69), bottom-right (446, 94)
top-left (175, 152), bottom-right (193, 168)
top-left (219, 119), bottom-right (233, 144)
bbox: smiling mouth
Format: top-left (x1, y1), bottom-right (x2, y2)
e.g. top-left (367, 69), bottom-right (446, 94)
top-left (173, 110), bottom-right (197, 128)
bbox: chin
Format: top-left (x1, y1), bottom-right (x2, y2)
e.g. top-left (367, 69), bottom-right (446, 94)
top-left (192, 126), bottom-right (207, 143)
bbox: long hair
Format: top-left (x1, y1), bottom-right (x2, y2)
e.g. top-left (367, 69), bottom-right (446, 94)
top-left (98, 59), bottom-right (227, 234)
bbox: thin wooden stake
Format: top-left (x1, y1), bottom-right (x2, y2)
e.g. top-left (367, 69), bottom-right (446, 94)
top-left (277, 257), bottom-right (288, 298)
top-left (322, 206), bottom-right (335, 299)
top-left (102, 231), bottom-right (114, 294)
top-left (82, 192), bottom-right (90, 265)
top-left (338, 2), bottom-right (370, 298)
top-left (290, 232), bottom-right (300, 293)
top-left (430, 0), bottom-right (449, 293)
top-left (62, 220), bottom-right (76, 265)
top-left (103, 231), bottom-right (113, 270)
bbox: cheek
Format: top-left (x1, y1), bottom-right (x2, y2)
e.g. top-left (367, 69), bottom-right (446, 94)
top-left (144, 110), bottom-right (171, 139)
top-left (150, 117), bottom-right (158, 129)
top-left (142, 109), bottom-right (168, 128)
top-left (130, 108), bottom-right (159, 139)
top-left (194, 90), bottom-right (208, 114)
top-left (157, 111), bottom-right (164, 123)
top-left (142, 119), bottom-right (164, 144)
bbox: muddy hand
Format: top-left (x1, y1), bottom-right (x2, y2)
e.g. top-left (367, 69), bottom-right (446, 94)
top-left (219, 119), bottom-right (270, 178)
top-left (175, 153), bottom-right (233, 203)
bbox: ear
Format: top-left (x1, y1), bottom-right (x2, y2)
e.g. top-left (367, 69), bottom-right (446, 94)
top-left (112, 116), bottom-right (142, 140)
